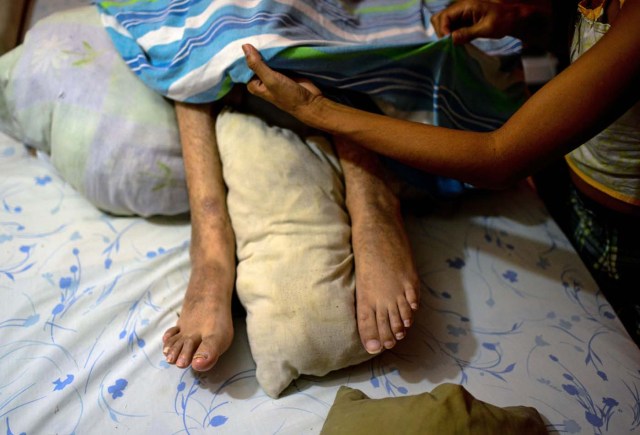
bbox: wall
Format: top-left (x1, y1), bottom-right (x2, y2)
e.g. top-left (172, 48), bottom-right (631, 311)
top-left (28, 0), bottom-right (95, 28)
top-left (0, 1), bottom-right (28, 54)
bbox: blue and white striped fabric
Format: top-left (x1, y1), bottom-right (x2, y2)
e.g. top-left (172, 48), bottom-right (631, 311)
top-left (98, 0), bottom-right (524, 130)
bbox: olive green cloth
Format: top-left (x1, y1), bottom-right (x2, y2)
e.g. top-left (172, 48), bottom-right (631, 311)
top-left (320, 384), bottom-right (548, 435)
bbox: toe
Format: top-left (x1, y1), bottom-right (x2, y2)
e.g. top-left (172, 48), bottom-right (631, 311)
top-left (397, 298), bottom-right (414, 329)
top-left (176, 339), bottom-right (196, 368)
top-left (388, 304), bottom-right (406, 340)
top-left (166, 339), bottom-right (184, 364)
top-left (357, 306), bottom-right (383, 354)
top-left (163, 326), bottom-right (180, 344)
top-left (163, 333), bottom-right (181, 356)
top-left (191, 338), bottom-right (220, 372)
top-left (376, 307), bottom-right (396, 350)
top-left (405, 282), bottom-right (420, 311)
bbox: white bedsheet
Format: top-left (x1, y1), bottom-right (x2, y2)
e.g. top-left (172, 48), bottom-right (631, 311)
top-left (2, 130), bottom-right (639, 434)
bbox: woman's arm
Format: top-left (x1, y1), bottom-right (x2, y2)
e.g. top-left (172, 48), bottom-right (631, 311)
top-left (243, 0), bottom-right (640, 189)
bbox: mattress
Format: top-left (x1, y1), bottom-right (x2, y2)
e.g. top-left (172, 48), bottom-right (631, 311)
top-left (2, 130), bottom-right (639, 434)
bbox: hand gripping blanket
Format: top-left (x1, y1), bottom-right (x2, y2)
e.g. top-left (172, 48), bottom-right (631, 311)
top-left (97, 0), bottom-right (525, 131)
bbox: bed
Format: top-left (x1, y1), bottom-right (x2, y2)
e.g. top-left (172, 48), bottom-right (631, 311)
top-left (2, 2), bottom-right (640, 434)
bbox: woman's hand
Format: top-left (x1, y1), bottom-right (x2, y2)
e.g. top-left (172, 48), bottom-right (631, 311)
top-left (242, 44), bottom-right (324, 123)
top-left (430, 0), bottom-right (551, 48)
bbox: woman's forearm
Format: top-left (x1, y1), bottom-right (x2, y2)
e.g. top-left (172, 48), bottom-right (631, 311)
top-left (304, 99), bottom-right (505, 188)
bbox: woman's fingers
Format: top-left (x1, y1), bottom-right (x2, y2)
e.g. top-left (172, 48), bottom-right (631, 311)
top-left (242, 43), bottom-right (324, 120)
top-left (243, 44), bottom-right (291, 100)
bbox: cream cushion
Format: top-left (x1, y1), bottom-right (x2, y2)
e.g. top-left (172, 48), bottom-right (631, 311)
top-left (216, 109), bottom-right (372, 398)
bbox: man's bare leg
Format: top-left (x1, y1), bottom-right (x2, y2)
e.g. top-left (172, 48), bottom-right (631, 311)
top-left (162, 102), bottom-right (235, 371)
top-left (336, 138), bottom-right (420, 354)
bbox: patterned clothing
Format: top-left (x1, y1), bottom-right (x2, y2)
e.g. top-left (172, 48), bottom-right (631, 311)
top-left (566, 0), bottom-right (640, 208)
top-left (566, 184), bottom-right (640, 345)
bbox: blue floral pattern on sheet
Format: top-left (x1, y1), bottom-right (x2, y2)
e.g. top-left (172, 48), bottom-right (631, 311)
top-left (2, 130), bottom-right (640, 434)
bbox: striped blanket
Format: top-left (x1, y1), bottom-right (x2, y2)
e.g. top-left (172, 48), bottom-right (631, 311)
top-left (98, 0), bottom-right (525, 131)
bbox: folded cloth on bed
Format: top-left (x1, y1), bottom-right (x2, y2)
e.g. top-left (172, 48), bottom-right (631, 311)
top-left (97, 0), bottom-right (525, 130)
top-left (320, 384), bottom-right (548, 435)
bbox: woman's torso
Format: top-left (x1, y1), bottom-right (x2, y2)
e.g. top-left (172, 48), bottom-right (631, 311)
top-left (565, 0), bottom-right (640, 215)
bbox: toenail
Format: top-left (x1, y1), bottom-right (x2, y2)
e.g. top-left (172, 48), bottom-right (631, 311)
top-left (403, 319), bottom-right (411, 328)
top-left (193, 353), bottom-right (208, 360)
top-left (163, 347), bottom-right (170, 355)
top-left (395, 332), bottom-right (405, 340)
top-left (383, 340), bottom-right (395, 349)
top-left (411, 303), bottom-right (418, 310)
top-left (365, 340), bottom-right (382, 354)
